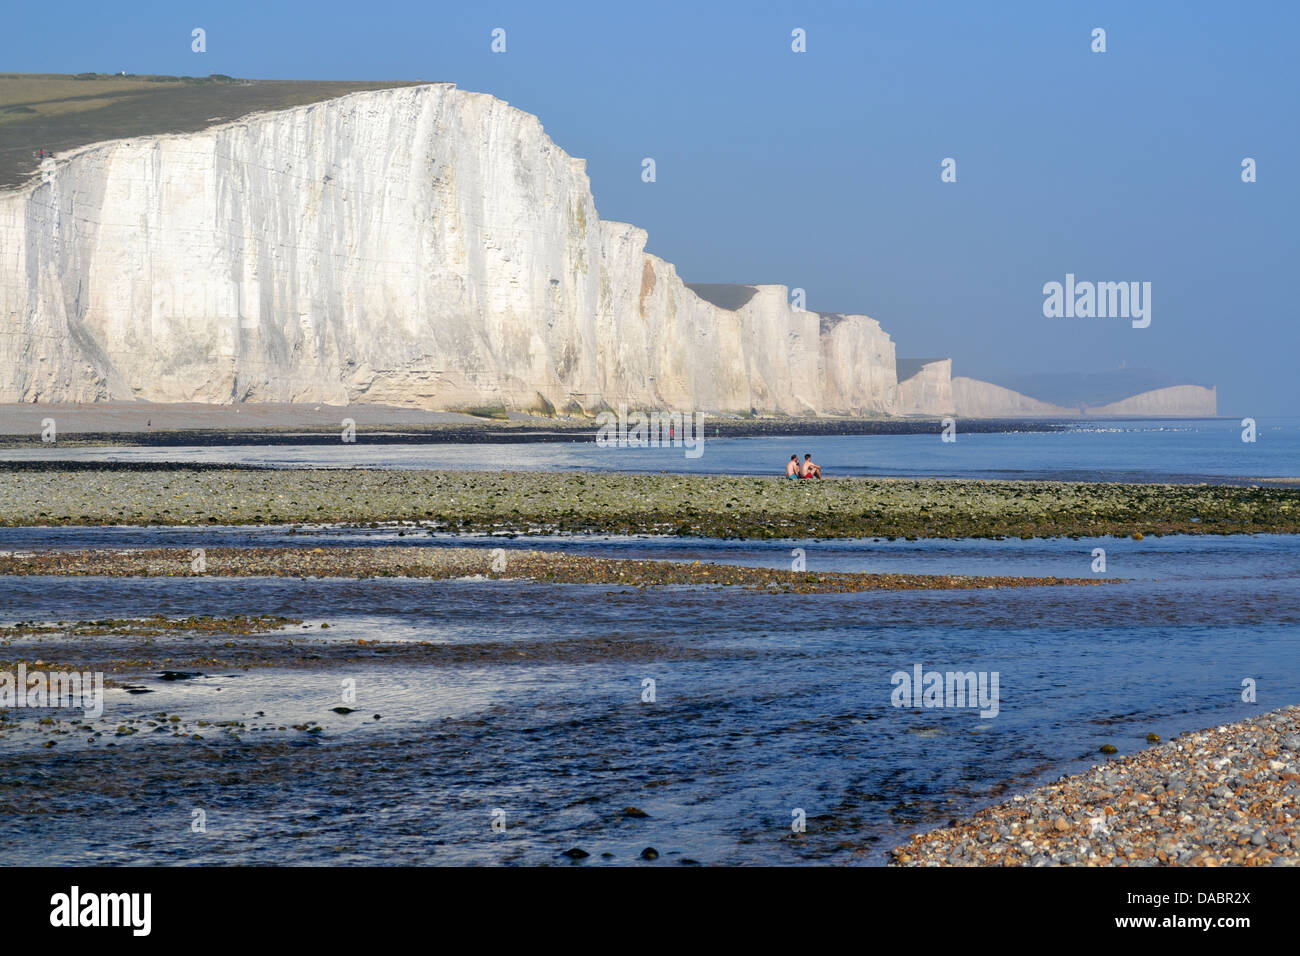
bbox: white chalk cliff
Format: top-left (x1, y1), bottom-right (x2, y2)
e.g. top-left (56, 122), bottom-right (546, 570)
top-left (952, 377), bottom-right (1077, 418)
top-left (896, 359), bottom-right (954, 417)
top-left (1085, 385), bottom-right (1217, 418)
top-left (0, 82), bottom-right (1219, 418)
top-left (0, 83), bottom-right (901, 414)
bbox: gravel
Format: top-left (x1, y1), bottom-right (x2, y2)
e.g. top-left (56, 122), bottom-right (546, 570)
top-left (0, 546), bottom-right (1106, 593)
top-left (890, 705), bottom-right (1300, 867)
top-left (0, 467), bottom-right (1295, 538)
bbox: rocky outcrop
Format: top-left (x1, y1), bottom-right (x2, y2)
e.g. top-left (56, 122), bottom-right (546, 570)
top-left (0, 83), bottom-right (899, 415)
top-left (952, 377), bottom-right (1078, 418)
top-left (1085, 385), bottom-right (1217, 417)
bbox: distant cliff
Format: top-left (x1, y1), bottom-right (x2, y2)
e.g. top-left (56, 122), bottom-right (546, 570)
top-left (1085, 385), bottom-right (1217, 417)
top-left (952, 377), bottom-right (1077, 418)
top-left (896, 359), bottom-right (953, 416)
top-left (0, 83), bottom-right (899, 415)
top-left (903, 360), bottom-right (1217, 419)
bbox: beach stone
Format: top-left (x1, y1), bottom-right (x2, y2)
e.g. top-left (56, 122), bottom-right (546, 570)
top-left (889, 705), bottom-right (1300, 867)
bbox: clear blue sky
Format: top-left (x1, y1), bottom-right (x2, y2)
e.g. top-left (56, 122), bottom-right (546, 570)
top-left (5, 0), bottom-right (1296, 414)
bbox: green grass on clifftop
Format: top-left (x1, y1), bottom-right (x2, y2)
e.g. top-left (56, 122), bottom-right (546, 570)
top-left (0, 73), bottom-right (425, 190)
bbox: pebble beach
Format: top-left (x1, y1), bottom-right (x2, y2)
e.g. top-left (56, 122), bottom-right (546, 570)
top-left (890, 706), bottom-right (1300, 866)
top-left (0, 545), bottom-right (1107, 592)
top-left (1, 466), bottom-right (1297, 538)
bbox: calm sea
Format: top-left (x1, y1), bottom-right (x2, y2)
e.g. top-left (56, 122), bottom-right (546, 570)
top-left (0, 527), bottom-right (1296, 865)
top-left (4, 418), bottom-right (1296, 483)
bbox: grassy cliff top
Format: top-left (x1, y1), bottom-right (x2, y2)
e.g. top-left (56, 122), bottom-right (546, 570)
top-left (0, 73), bottom-right (426, 190)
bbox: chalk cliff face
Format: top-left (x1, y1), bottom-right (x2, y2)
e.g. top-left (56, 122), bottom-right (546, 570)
top-left (952, 377), bottom-right (1077, 418)
top-left (1085, 385), bottom-right (1217, 418)
top-left (904, 366), bottom-right (1217, 420)
top-left (0, 83), bottom-right (899, 415)
top-left (817, 312), bottom-right (899, 416)
top-left (895, 359), bottom-right (954, 416)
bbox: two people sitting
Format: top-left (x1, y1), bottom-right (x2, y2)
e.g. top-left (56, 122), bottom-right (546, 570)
top-left (785, 453), bottom-right (822, 480)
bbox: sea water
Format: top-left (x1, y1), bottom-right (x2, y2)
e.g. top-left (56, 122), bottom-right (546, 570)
top-left (3, 418), bottom-right (1299, 483)
top-left (0, 529), bottom-right (1295, 865)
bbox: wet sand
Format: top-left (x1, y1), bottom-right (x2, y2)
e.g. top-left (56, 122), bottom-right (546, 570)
top-left (889, 705), bottom-right (1300, 866)
top-left (1, 467), bottom-right (1296, 537)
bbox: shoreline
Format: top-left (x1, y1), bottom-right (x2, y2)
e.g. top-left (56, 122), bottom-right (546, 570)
top-left (0, 468), bottom-right (1296, 537)
top-left (0, 401), bottom-right (1189, 442)
top-left (890, 705), bottom-right (1300, 867)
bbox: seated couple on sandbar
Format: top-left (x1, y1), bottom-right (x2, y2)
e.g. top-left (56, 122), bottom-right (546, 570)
top-left (785, 454), bottom-right (822, 480)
